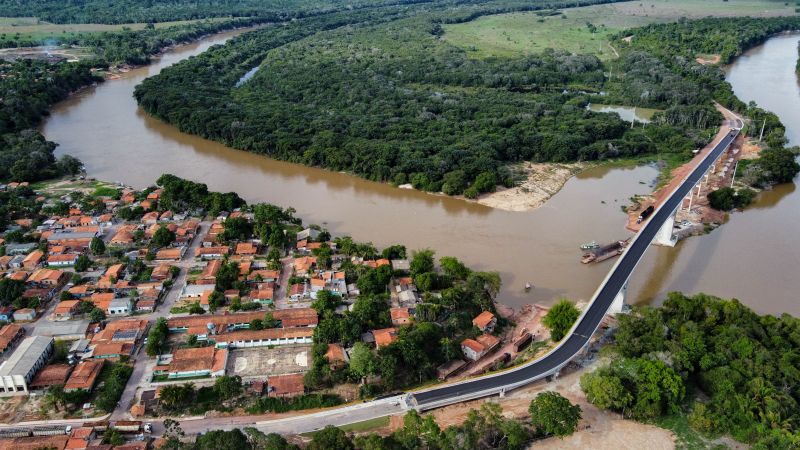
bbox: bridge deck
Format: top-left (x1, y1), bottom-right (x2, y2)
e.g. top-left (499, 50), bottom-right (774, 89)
top-left (412, 129), bottom-right (739, 408)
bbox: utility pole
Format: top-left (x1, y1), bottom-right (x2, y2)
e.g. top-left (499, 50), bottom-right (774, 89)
top-left (731, 160), bottom-right (740, 188)
top-left (758, 118), bottom-right (766, 142)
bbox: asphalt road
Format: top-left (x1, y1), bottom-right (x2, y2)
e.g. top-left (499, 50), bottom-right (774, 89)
top-left (411, 129), bottom-right (739, 408)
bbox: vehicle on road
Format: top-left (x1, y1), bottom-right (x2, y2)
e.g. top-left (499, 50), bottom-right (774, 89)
top-left (637, 205), bottom-right (655, 224)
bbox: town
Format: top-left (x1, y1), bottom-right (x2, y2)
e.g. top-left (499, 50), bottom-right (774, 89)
top-left (0, 174), bottom-right (565, 449)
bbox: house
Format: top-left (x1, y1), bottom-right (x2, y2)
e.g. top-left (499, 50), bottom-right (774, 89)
top-left (68, 284), bottom-right (94, 298)
top-left (54, 300), bottom-right (82, 320)
top-left (472, 311), bottom-right (497, 333)
top-left (90, 319), bottom-right (148, 346)
top-left (325, 343), bottom-right (348, 369)
top-left (108, 297), bottom-right (133, 316)
top-left (167, 308), bottom-right (318, 332)
top-left (0, 324), bottom-right (24, 355)
top-left (250, 289), bottom-right (274, 306)
top-left (372, 328), bottom-right (398, 348)
top-left (154, 346), bottom-right (228, 379)
top-left (390, 307), bottom-right (411, 326)
top-left (267, 373), bottom-right (305, 398)
top-left (235, 242), bottom-right (257, 256)
top-left (109, 228), bottom-right (135, 246)
top-left (12, 309), bottom-right (36, 322)
top-left (21, 250), bottom-right (44, 270)
top-left (0, 336), bottom-right (54, 395)
top-left (29, 364), bottom-right (72, 391)
top-left (64, 360), bottom-right (104, 392)
top-left (199, 259), bottom-right (222, 284)
top-left (196, 246), bottom-right (230, 260)
top-left (155, 247), bottom-right (184, 261)
top-left (460, 334), bottom-right (501, 361)
top-left (0, 306), bottom-right (13, 322)
top-left (91, 342), bottom-right (133, 360)
top-left (27, 268), bottom-right (67, 288)
top-left (391, 259), bottom-right (411, 272)
top-left (247, 269), bottom-right (279, 283)
top-left (150, 264), bottom-right (173, 282)
top-left (288, 283), bottom-right (307, 301)
top-left (296, 228), bottom-right (320, 242)
top-left (47, 253), bottom-right (79, 267)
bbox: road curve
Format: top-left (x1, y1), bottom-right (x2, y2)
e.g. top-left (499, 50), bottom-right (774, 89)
top-left (411, 127), bottom-right (740, 409)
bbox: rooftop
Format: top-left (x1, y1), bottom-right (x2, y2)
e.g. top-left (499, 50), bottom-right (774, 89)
top-left (0, 336), bottom-right (53, 377)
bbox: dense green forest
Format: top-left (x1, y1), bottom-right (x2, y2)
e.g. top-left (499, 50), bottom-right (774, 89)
top-left (582, 292), bottom-right (800, 448)
top-left (0, 60), bottom-right (97, 182)
top-left (0, 0), bottom-right (401, 24)
top-left (135, 7), bottom-right (800, 195)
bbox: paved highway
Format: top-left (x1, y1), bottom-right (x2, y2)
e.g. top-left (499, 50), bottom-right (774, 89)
top-left (410, 127), bottom-right (740, 409)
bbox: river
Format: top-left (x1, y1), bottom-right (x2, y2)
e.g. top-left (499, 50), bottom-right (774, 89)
top-left (41, 30), bottom-right (800, 315)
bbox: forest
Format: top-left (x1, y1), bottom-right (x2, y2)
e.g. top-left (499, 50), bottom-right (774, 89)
top-left (0, 59), bottom-right (97, 182)
top-left (582, 292), bottom-right (800, 448)
top-left (134, 6), bottom-right (800, 195)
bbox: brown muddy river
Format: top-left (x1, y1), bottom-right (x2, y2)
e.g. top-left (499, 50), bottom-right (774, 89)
top-left (42, 30), bottom-right (800, 315)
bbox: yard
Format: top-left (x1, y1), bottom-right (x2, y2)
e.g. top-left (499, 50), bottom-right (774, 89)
top-left (443, 0), bottom-right (798, 60)
top-left (226, 345), bottom-right (312, 380)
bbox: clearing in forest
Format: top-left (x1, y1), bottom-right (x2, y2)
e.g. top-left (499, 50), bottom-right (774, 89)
top-left (443, 0), bottom-right (798, 59)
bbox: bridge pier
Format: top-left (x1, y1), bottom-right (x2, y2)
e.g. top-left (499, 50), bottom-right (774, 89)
top-left (609, 281), bottom-right (628, 314)
top-left (653, 208), bottom-right (678, 247)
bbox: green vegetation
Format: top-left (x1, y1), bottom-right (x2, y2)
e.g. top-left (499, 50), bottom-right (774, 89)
top-left (0, 0), bottom-right (384, 24)
top-left (247, 393), bottom-right (343, 414)
top-left (542, 299), bottom-right (580, 341)
top-left (93, 362), bottom-right (134, 413)
top-left (134, 0), bottom-right (734, 197)
top-left (583, 292), bottom-right (800, 447)
top-left (707, 186), bottom-right (756, 211)
top-left (146, 317), bottom-right (169, 356)
top-left (528, 391), bottom-right (582, 438)
top-left (444, 0), bottom-right (797, 60)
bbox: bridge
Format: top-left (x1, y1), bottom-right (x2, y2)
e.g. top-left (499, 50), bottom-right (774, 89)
top-left (409, 125), bottom-right (741, 411)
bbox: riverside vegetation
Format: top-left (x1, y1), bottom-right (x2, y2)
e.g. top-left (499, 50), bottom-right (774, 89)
top-left (134, 6), bottom-right (800, 197)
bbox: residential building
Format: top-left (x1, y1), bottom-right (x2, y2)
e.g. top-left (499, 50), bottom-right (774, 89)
top-left (27, 268), bottom-right (67, 288)
top-left (268, 373), bottom-right (305, 398)
top-left (0, 336), bottom-right (54, 395)
top-left (64, 360), bottom-right (104, 392)
top-left (0, 325), bottom-right (24, 356)
top-left (21, 250), bottom-right (44, 270)
top-left (47, 253), bottom-right (79, 267)
top-left (12, 309), bottom-right (36, 322)
top-left (155, 247), bottom-right (184, 261)
top-left (461, 334), bottom-right (501, 361)
top-left (472, 311), bottom-right (497, 333)
top-left (54, 300), bottom-right (82, 320)
top-left (196, 246), bottom-right (230, 260)
top-left (108, 297), bottom-right (133, 316)
top-left (91, 342), bottom-right (133, 360)
top-left (372, 328), bottom-right (398, 348)
top-left (390, 307), bottom-right (411, 326)
top-left (29, 364), bottom-right (72, 391)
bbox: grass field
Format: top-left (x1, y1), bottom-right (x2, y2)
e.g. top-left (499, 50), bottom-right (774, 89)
top-left (0, 17), bottom-right (228, 42)
top-left (443, 0), bottom-right (798, 59)
top-left (337, 416), bottom-right (391, 433)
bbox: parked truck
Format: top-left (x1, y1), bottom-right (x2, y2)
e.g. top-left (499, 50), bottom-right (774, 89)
top-left (637, 205), bottom-right (655, 224)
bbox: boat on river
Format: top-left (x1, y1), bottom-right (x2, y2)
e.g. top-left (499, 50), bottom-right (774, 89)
top-left (579, 241), bottom-right (600, 250)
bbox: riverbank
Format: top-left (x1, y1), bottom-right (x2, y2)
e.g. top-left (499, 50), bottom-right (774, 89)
top-left (476, 162), bottom-right (587, 212)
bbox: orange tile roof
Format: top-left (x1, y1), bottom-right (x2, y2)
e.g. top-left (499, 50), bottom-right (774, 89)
top-left (92, 342), bottom-right (133, 358)
top-left (373, 328), bottom-right (398, 347)
top-left (390, 307), bottom-right (410, 321)
top-left (163, 346), bottom-right (227, 374)
top-left (55, 300), bottom-right (81, 315)
top-left (155, 248), bottom-right (182, 260)
top-left (64, 360), bottom-right (104, 391)
top-left (461, 338), bottom-right (485, 354)
top-left (22, 250), bottom-right (44, 265)
top-left (325, 343), bottom-right (346, 363)
top-left (476, 333), bottom-right (500, 350)
top-left (250, 289), bottom-right (274, 300)
top-left (268, 373), bottom-right (304, 397)
top-left (235, 242), bottom-right (257, 255)
top-left (8, 271), bottom-right (29, 282)
top-left (472, 311), bottom-right (495, 330)
top-left (28, 268), bottom-right (64, 284)
top-left (30, 364), bottom-right (72, 388)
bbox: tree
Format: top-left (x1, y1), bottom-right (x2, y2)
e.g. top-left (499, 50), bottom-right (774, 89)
top-left (214, 261), bottom-right (239, 292)
top-left (90, 236), bottom-right (105, 255)
top-left (102, 428), bottom-right (125, 446)
top-left (542, 299), bottom-right (580, 341)
top-left (439, 256), bottom-right (471, 280)
top-left (152, 225), bottom-right (176, 248)
top-left (88, 307), bottom-right (105, 323)
top-left (195, 429), bottom-right (251, 450)
top-left (0, 278), bottom-right (24, 306)
top-left (529, 392), bottom-right (582, 438)
top-left (410, 249), bottom-right (435, 278)
top-left (349, 342), bottom-right (376, 380)
top-left (214, 375), bottom-right (242, 399)
top-left (580, 371), bottom-right (633, 412)
top-left (221, 216), bottom-right (252, 242)
top-left (159, 383), bottom-right (195, 410)
top-left (74, 254), bottom-right (91, 272)
top-left (307, 426), bottom-right (354, 450)
top-left (146, 317), bottom-right (169, 356)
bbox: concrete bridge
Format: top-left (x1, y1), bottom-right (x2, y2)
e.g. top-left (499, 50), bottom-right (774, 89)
top-left (409, 125), bottom-right (741, 411)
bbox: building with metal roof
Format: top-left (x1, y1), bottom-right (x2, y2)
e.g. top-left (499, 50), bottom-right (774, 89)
top-left (0, 336), bottom-right (54, 395)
